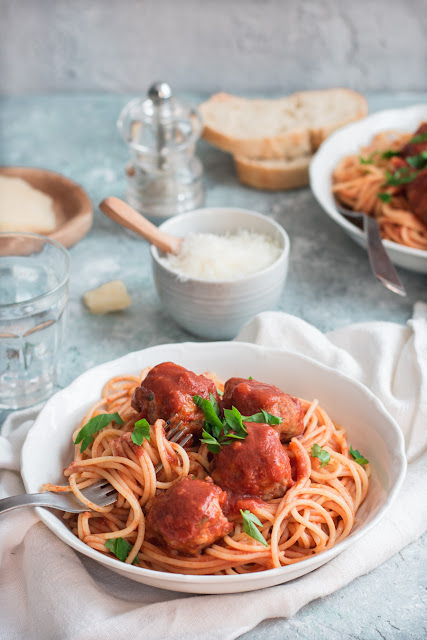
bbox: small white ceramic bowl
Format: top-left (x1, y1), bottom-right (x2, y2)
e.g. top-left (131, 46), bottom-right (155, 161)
top-left (150, 207), bottom-right (290, 339)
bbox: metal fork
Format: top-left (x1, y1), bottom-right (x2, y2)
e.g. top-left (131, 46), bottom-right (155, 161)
top-left (1, 425), bottom-right (193, 515)
top-left (0, 480), bottom-right (118, 515)
top-left (155, 423), bottom-right (192, 473)
top-left (334, 200), bottom-right (406, 297)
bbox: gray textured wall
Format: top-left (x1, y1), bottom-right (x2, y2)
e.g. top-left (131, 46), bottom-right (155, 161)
top-left (1, 0), bottom-right (426, 95)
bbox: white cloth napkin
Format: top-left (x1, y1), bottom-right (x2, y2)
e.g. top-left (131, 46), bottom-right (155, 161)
top-left (1, 305), bottom-right (427, 640)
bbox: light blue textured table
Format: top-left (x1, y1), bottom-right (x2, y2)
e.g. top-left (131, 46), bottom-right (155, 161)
top-left (1, 93), bottom-right (426, 639)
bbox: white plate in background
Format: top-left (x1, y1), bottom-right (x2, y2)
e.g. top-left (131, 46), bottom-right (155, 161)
top-left (21, 342), bottom-right (406, 594)
top-left (309, 104), bottom-right (427, 274)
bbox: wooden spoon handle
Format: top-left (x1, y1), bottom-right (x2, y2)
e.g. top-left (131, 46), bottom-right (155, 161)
top-left (99, 197), bottom-right (182, 254)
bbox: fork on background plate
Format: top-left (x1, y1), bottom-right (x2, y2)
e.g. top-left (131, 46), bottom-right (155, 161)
top-left (334, 199), bottom-right (406, 297)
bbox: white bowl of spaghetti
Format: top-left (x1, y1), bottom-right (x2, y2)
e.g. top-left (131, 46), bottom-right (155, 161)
top-left (310, 104), bottom-right (427, 274)
top-left (21, 342), bottom-right (406, 594)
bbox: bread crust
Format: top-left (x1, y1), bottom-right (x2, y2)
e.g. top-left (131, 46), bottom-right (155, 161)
top-left (234, 155), bottom-right (311, 191)
top-left (200, 89), bottom-right (368, 160)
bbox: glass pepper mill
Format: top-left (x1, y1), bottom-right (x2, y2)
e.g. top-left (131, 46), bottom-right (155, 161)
top-left (117, 82), bottom-right (204, 220)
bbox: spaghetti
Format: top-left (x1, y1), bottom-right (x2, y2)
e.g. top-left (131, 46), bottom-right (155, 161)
top-left (42, 368), bottom-right (370, 575)
top-left (332, 127), bottom-right (427, 250)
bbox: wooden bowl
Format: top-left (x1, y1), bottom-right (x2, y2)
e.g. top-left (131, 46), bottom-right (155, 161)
top-left (0, 166), bottom-right (93, 248)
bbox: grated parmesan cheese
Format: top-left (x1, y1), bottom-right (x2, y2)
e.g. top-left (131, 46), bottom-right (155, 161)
top-left (159, 230), bottom-right (282, 281)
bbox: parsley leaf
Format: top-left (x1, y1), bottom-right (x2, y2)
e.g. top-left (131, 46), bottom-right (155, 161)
top-left (223, 406), bottom-right (246, 435)
top-left (378, 192), bottom-right (392, 203)
top-left (349, 445), bottom-right (369, 466)
top-left (225, 432), bottom-right (247, 440)
top-left (240, 509), bottom-right (269, 547)
top-left (200, 429), bottom-right (221, 453)
top-left (311, 443), bottom-right (330, 467)
top-left (385, 167), bottom-right (418, 186)
top-left (406, 151), bottom-right (427, 170)
top-left (75, 412), bottom-right (124, 453)
top-left (209, 393), bottom-right (221, 418)
top-left (409, 131), bottom-right (427, 144)
top-left (359, 151), bottom-right (378, 165)
top-left (382, 149), bottom-right (401, 159)
top-left (105, 537), bottom-right (138, 564)
top-left (196, 395), bottom-right (248, 449)
top-left (244, 409), bottom-right (282, 426)
top-left (194, 394), bottom-right (224, 432)
top-left (131, 418), bottom-right (150, 445)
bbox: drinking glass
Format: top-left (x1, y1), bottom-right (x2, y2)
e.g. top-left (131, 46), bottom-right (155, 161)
top-left (0, 232), bottom-right (71, 409)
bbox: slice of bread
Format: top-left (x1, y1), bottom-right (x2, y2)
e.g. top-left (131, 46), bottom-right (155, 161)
top-left (234, 154), bottom-right (311, 191)
top-left (200, 89), bottom-right (367, 160)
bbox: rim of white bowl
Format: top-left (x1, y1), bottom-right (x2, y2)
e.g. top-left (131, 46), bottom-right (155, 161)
top-left (21, 341), bottom-right (407, 586)
top-left (309, 104), bottom-right (427, 260)
top-left (150, 207), bottom-right (290, 284)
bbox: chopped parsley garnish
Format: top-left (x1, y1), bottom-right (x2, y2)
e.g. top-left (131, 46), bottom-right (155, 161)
top-left (382, 149), bottom-right (401, 159)
top-left (194, 394), bottom-right (224, 434)
top-left (406, 151), bottom-right (427, 170)
top-left (311, 443), bottom-right (330, 467)
top-left (196, 393), bottom-right (234, 452)
top-left (240, 509), bottom-right (269, 547)
top-left (131, 418), bottom-right (151, 445)
top-left (409, 131), bottom-right (427, 144)
top-left (200, 429), bottom-right (222, 453)
top-left (385, 167), bottom-right (418, 186)
top-left (195, 393), bottom-right (282, 453)
top-left (349, 445), bottom-right (369, 466)
top-left (244, 410), bottom-right (282, 425)
top-left (105, 537), bottom-right (138, 564)
top-left (359, 151), bottom-right (378, 165)
top-left (74, 412), bottom-right (124, 453)
top-left (223, 406), bottom-right (247, 436)
top-left (378, 192), bottom-right (392, 203)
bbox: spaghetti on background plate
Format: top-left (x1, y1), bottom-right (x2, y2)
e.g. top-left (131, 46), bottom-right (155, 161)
top-left (332, 122), bottom-right (427, 250)
top-left (42, 362), bottom-right (370, 576)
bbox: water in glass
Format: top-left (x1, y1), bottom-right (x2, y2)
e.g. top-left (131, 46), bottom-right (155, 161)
top-left (0, 233), bottom-right (70, 409)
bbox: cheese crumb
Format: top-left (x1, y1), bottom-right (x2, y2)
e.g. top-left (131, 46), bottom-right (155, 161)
top-left (0, 175), bottom-right (56, 233)
top-left (159, 230), bottom-right (282, 281)
top-left (83, 280), bottom-right (132, 314)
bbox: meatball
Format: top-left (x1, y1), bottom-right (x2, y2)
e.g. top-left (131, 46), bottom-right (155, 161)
top-left (222, 377), bottom-right (304, 441)
top-left (211, 423), bottom-right (292, 501)
top-left (401, 122), bottom-right (427, 159)
top-left (406, 169), bottom-right (427, 225)
top-left (146, 477), bottom-right (232, 555)
top-left (131, 362), bottom-right (220, 437)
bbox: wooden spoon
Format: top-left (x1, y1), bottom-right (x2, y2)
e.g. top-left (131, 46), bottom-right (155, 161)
top-left (99, 196), bottom-right (182, 254)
